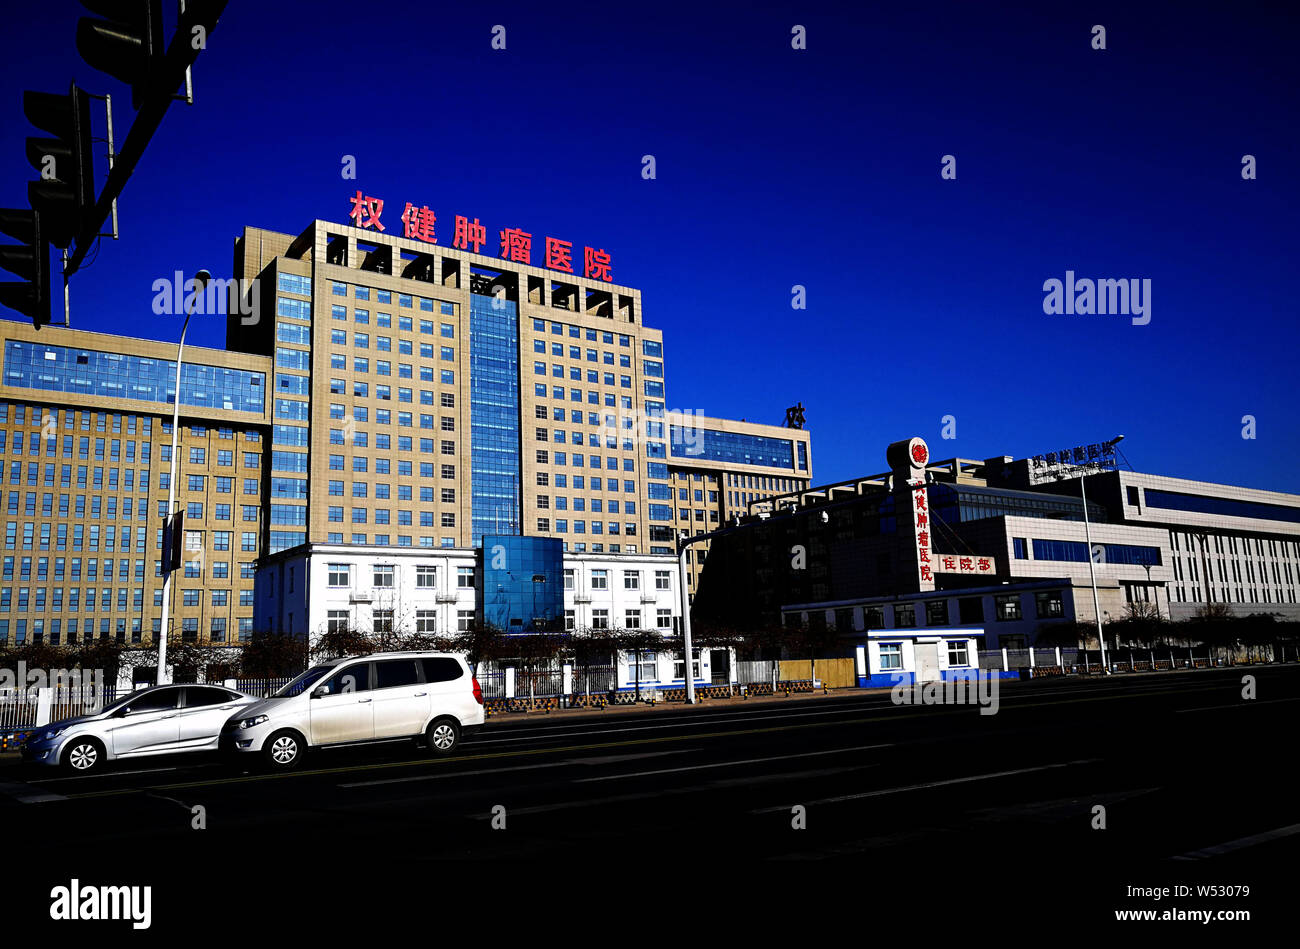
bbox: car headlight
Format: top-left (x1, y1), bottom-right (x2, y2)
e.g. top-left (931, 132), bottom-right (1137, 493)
top-left (238, 715), bottom-right (268, 730)
top-left (41, 727), bottom-right (68, 741)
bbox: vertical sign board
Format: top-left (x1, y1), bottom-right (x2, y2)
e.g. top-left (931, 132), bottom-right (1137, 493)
top-left (911, 481), bottom-right (935, 592)
top-left (886, 437), bottom-right (936, 594)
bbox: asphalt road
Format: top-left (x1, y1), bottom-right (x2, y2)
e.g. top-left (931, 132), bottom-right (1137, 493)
top-left (3, 665), bottom-right (1296, 934)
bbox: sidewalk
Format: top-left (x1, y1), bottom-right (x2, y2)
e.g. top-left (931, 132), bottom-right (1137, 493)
top-left (481, 685), bottom-right (852, 729)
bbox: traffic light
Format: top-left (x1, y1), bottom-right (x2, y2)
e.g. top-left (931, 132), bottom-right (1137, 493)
top-left (76, 1), bottom-right (165, 111)
top-left (0, 208), bottom-right (52, 329)
top-left (23, 87), bottom-right (95, 250)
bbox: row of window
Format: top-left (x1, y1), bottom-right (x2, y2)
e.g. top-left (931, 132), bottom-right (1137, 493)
top-left (532, 320), bottom-right (631, 347)
top-left (0, 557), bottom-right (255, 581)
top-left (0, 586), bottom-right (255, 610)
top-left (330, 281), bottom-right (457, 316)
top-left (0, 615), bottom-right (254, 646)
top-left (813, 591), bottom-right (1066, 630)
top-left (322, 534), bottom-right (458, 548)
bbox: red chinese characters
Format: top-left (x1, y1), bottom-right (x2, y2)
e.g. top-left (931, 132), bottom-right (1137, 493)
top-left (500, 228), bottom-right (532, 264)
top-left (913, 485), bottom-right (933, 589)
top-left (348, 191), bottom-right (385, 231)
top-left (453, 216), bottom-right (486, 253)
top-left (401, 204), bottom-right (436, 243)
top-left (584, 246), bottom-right (612, 282)
top-left (342, 195), bottom-right (614, 278)
top-left (545, 237), bottom-right (573, 273)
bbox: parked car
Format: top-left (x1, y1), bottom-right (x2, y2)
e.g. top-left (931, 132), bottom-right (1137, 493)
top-left (220, 651), bottom-right (484, 770)
top-left (22, 684), bottom-right (256, 773)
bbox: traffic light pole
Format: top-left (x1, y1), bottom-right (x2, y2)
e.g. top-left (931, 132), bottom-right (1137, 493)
top-left (65, 1), bottom-right (228, 277)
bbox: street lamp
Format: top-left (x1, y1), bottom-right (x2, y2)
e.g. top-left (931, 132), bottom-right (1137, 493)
top-left (1075, 434), bottom-right (1124, 674)
top-left (156, 269), bottom-right (211, 685)
top-left (676, 530), bottom-right (698, 704)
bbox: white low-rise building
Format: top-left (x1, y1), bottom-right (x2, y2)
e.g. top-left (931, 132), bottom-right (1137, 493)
top-left (254, 542), bottom-right (716, 692)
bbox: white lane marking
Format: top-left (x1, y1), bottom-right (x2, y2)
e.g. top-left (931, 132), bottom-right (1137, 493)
top-left (573, 744), bottom-right (892, 783)
top-left (340, 749), bottom-right (696, 789)
top-left (751, 758), bottom-right (1101, 812)
top-left (30, 763), bottom-right (226, 784)
top-left (342, 761), bottom-right (575, 788)
top-left (0, 780), bottom-right (68, 803)
top-left (565, 750), bottom-right (702, 765)
top-left (1172, 822), bottom-right (1300, 860)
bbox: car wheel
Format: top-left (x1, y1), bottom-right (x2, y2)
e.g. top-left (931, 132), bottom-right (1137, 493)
top-left (264, 730), bottom-right (305, 770)
top-left (426, 718), bottom-right (460, 755)
top-left (62, 737), bottom-right (104, 774)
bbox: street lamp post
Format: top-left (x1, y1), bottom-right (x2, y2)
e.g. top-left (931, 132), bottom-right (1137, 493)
top-left (157, 270), bottom-right (210, 685)
top-left (1078, 469), bottom-right (1110, 674)
top-left (1045, 434), bottom-right (1125, 675)
top-left (676, 531), bottom-right (697, 704)
top-left (675, 519), bottom-right (756, 704)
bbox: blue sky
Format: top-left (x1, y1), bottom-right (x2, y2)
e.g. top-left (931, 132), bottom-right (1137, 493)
top-left (1, 1), bottom-right (1297, 490)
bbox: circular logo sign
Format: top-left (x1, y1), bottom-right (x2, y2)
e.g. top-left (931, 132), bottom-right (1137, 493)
top-left (911, 442), bottom-right (929, 465)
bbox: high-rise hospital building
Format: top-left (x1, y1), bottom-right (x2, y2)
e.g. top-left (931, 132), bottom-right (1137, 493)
top-left (0, 216), bottom-right (812, 648)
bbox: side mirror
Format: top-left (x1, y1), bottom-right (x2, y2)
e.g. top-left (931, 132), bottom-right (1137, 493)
top-left (114, 706), bottom-right (132, 718)
top-left (311, 686), bottom-right (329, 699)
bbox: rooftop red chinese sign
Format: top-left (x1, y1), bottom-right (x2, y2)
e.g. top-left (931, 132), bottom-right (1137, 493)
top-left (345, 191), bottom-right (613, 283)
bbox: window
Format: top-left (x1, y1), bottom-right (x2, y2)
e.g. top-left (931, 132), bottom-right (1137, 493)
top-left (374, 658), bottom-right (419, 688)
top-left (894, 604), bottom-right (916, 628)
top-left (457, 566), bottom-right (475, 588)
top-left (1034, 590), bottom-right (1064, 618)
top-left (416, 565), bottom-right (437, 587)
top-left (320, 663), bottom-right (372, 695)
top-left (925, 600), bottom-right (948, 625)
top-left (879, 643), bottom-right (903, 671)
top-left (327, 610), bottom-right (350, 634)
top-left (416, 610), bottom-right (437, 634)
top-left (958, 597), bottom-right (984, 624)
top-left (422, 657), bottom-right (462, 682)
top-left (655, 570), bottom-right (671, 591)
top-left (373, 564), bottom-right (394, 587)
top-left (623, 570), bottom-right (640, 590)
top-left (590, 569), bottom-right (608, 590)
top-left (627, 649), bottom-right (656, 682)
top-left (328, 563), bottom-right (351, 587)
top-left (947, 640), bottom-right (970, 667)
top-left (672, 649), bottom-right (700, 681)
top-left (995, 594), bottom-right (1022, 621)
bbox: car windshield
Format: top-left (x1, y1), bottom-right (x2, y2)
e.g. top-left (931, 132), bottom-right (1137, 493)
top-left (273, 665), bottom-right (336, 698)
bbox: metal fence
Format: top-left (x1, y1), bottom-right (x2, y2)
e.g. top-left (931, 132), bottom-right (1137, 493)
top-left (571, 664), bottom-right (616, 695)
top-left (1, 684), bottom-right (119, 731)
top-left (735, 659), bottom-right (777, 686)
top-left (0, 689), bottom-right (41, 730)
top-left (231, 677), bottom-right (293, 698)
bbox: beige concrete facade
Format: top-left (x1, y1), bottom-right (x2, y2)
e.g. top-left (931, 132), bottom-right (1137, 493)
top-left (0, 319), bottom-right (272, 648)
top-left (664, 413), bottom-right (813, 599)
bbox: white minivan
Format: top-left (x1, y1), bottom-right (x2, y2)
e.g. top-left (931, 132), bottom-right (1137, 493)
top-left (221, 651), bottom-right (484, 770)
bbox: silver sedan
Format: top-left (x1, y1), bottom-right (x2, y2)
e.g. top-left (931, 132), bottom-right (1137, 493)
top-left (22, 683), bottom-right (256, 773)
